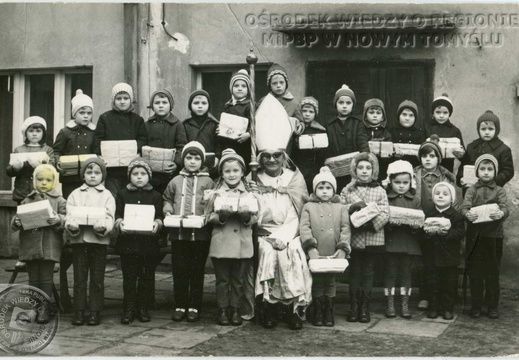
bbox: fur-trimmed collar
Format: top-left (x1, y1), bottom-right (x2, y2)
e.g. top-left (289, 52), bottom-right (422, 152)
top-left (66, 120), bottom-right (96, 131)
top-left (126, 183), bottom-right (153, 191)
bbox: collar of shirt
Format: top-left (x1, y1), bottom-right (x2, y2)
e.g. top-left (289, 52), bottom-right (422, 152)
top-left (80, 183), bottom-right (107, 192)
top-left (475, 179), bottom-right (496, 189)
top-left (421, 167), bottom-right (441, 179)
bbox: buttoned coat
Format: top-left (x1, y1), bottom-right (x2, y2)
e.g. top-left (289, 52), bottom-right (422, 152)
top-left (385, 189), bottom-right (422, 255)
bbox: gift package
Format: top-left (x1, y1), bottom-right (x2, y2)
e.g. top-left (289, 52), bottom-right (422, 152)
top-left (68, 206), bottom-right (106, 226)
top-left (368, 141), bottom-right (394, 158)
top-left (427, 137), bottom-right (462, 159)
top-left (17, 200), bottom-right (54, 230)
top-left (462, 165), bottom-right (478, 187)
top-left (393, 143), bottom-right (420, 157)
top-left (59, 154), bottom-right (98, 176)
top-left (10, 152), bottom-right (50, 168)
top-left (142, 146), bottom-right (176, 173)
top-left (214, 195), bottom-right (259, 213)
top-left (471, 203), bottom-right (500, 223)
top-left (164, 215), bottom-right (206, 228)
top-left (100, 140), bottom-right (138, 167)
top-left (298, 133), bottom-right (329, 149)
top-left (350, 202), bottom-right (380, 228)
top-left (388, 206), bottom-right (425, 227)
top-left (423, 217), bottom-right (452, 233)
top-left (218, 113), bottom-right (249, 140)
top-left (324, 152), bottom-right (359, 178)
top-left (308, 258), bottom-right (349, 273)
top-left (123, 204), bottom-right (156, 234)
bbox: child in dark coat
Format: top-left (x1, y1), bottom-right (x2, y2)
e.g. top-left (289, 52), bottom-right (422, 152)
top-left (425, 94), bottom-right (465, 173)
top-left (382, 160), bottom-right (422, 319)
top-left (146, 89), bottom-right (188, 194)
top-left (327, 85), bottom-right (370, 192)
top-left (11, 164), bottom-right (66, 324)
top-left (300, 166), bottom-right (351, 327)
top-left (163, 141), bottom-right (215, 322)
top-left (218, 70), bottom-right (253, 168)
top-left (461, 154), bottom-right (509, 319)
top-left (6, 116), bottom-right (55, 204)
top-left (292, 97), bottom-right (327, 193)
top-left (390, 100), bottom-right (426, 168)
top-left (457, 110), bottom-right (514, 190)
top-left (363, 98), bottom-right (392, 180)
top-left (115, 158), bottom-right (163, 324)
top-left (422, 182), bottom-right (465, 320)
top-left (93, 83), bottom-right (148, 197)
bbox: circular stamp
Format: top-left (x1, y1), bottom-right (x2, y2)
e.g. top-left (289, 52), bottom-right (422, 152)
top-left (0, 284), bottom-right (58, 354)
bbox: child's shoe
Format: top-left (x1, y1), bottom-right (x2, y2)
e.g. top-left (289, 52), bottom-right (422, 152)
top-left (186, 308), bottom-right (199, 322)
top-left (417, 299), bottom-right (429, 310)
top-left (347, 288), bottom-right (360, 322)
top-left (288, 312), bottom-right (303, 330)
top-left (72, 311), bottom-right (85, 326)
top-left (443, 311), bottom-right (454, 321)
top-left (323, 296), bottom-right (335, 327)
top-left (312, 297), bottom-right (323, 326)
top-left (217, 308), bottom-right (230, 326)
top-left (138, 307), bottom-right (150, 322)
top-left (469, 308), bottom-right (481, 319)
top-left (401, 287), bottom-right (412, 319)
top-left (384, 288), bottom-right (396, 318)
top-left (121, 307), bottom-right (135, 324)
top-left (488, 308), bottom-right (499, 319)
top-left (229, 307), bottom-right (242, 326)
top-left (172, 308), bottom-right (186, 322)
top-left (359, 290), bottom-right (371, 323)
top-left (87, 311), bottom-right (101, 326)
top-left (262, 303), bottom-right (277, 329)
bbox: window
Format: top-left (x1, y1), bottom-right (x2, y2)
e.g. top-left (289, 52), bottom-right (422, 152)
top-left (193, 64), bottom-right (271, 120)
top-left (0, 69), bottom-right (92, 191)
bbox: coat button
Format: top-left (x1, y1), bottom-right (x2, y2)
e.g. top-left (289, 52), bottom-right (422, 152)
top-left (320, 214), bottom-right (323, 217)
top-left (234, 229), bottom-right (238, 233)
top-left (321, 228), bottom-right (324, 231)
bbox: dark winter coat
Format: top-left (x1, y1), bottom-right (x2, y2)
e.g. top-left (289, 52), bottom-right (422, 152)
top-left (183, 114), bottom-right (220, 159)
top-left (425, 120), bottom-right (464, 173)
top-left (364, 120), bottom-right (392, 181)
top-left (299, 194), bottom-right (351, 257)
top-left (389, 123), bottom-right (426, 168)
top-left (6, 144), bottom-right (55, 202)
top-left (385, 189), bottom-right (422, 255)
top-left (11, 191), bottom-right (66, 262)
top-left (415, 165), bottom-right (458, 216)
top-left (218, 100), bottom-right (252, 166)
top-left (114, 184), bottom-right (164, 256)
top-left (422, 206), bottom-right (464, 267)
top-left (326, 115), bottom-right (370, 159)
top-left (457, 137), bottom-right (514, 188)
top-left (93, 110), bottom-right (148, 155)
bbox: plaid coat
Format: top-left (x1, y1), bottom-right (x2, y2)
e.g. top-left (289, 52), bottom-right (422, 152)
top-left (340, 152), bottom-right (389, 249)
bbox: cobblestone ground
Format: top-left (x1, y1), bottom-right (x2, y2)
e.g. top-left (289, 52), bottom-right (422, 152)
top-left (1, 258), bottom-right (518, 357)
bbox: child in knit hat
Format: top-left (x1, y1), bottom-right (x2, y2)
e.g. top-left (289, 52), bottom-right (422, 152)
top-left (363, 98), bottom-right (392, 180)
top-left (300, 166), bottom-right (351, 327)
top-left (341, 152), bottom-right (389, 323)
top-left (206, 149), bottom-right (259, 326)
top-left (390, 100), bottom-right (426, 168)
top-left (461, 154), bottom-right (509, 319)
top-left (115, 157), bottom-right (163, 325)
top-left (11, 164), bottom-right (66, 324)
top-left (326, 85), bottom-right (370, 192)
top-left (163, 141), bottom-right (215, 322)
top-left (6, 116), bottom-right (55, 203)
top-left (425, 93), bottom-right (465, 173)
top-left (65, 157), bottom-right (115, 326)
top-left (382, 160), bottom-right (422, 319)
top-left (93, 83), bottom-right (148, 197)
top-left (183, 89), bottom-right (220, 176)
top-left (146, 89), bottom-right (188, 193)
top-left (457, 110), bottom-right (514, 190)
top-left (422, 181), bottom-right (465, 320)
top-left (292, 97), bottom-right (328, 193)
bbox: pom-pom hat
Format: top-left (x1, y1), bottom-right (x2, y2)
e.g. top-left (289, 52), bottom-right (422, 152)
top-left (333, 84), bottom-right (356, 106)
top-left (219, 148), bottom-right (246, 174)
top-left (299, 96), bottom-right (319, 116)
top-left (477, 110), bottom-right (500, 137)
top-left (111, 83), bottom-right (134, 104)
top-left (182, 141), bottom-right (206, 163)
top-left (313, 166), bottom-right (337, 193)
top-left (432, 93), bottom-right (453, 115)
top-left (229, 69), bottom-right (251, 94)
top-left (71, 89), bottom-right (94, 117)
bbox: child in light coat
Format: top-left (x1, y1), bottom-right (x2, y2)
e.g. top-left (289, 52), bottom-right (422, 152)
top-left (300, 166), bottom-right (351, 327)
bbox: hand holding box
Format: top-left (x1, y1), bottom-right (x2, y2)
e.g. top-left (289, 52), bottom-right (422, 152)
top-left (471, 203), bottom-right (501, 223)
top-left (218, 113), bottom-right (249, 140)
top-left (424, 217), bottom-right (451, 233)
top-left (368, 141), bottom-right (393, 158)
top-left (10, 152), bottom-right (50, 168)
top-left (298, 134), bottom-right (329, 149)
top-left (389, 206), bottom-right (425, 227)
top-left (462, 165), bottom-right (478, 187)
top-left (350, 202), bottom-right (380, 228)
top-left (123, 204), bottom-right (156, 234)
top-left (100, 140), bottom-right (138, 167)
top-left (308, 259), bottom-right (349, 273)
top-left (17, 200), bottom-right (54, 230)
top-left (164, 215), bottom-right (205, 228)
top-left (68, 206), bottom-right (106, 226)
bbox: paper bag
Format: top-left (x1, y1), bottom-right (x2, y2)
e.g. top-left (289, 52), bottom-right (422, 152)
top-left (218, 113), bottom-right (249, 140)
top-left (389, 206), bottom-right (425, 227)
top-left (142, 146), bottom-right (176, 173)
top-left (69, 206), bottom-right (106, 226)
top-left (368, 141), bottom-right (393, 158)
top-left (324, 152), bottom-right (359, 178)
top-left (123, 204), bottom-right (156, 234)
top-left (350, 202), bottom-right (380, 228)
top-left (100, 140), bottom-right (138, 167)
top-left (298, 134), bottom-right (329, 149)
top-left (472, 203), bottom-right (500, 224)
top-left (17, 200), bottom-right (54, 230)
top-left (308, 258), bottom-right (349, 273)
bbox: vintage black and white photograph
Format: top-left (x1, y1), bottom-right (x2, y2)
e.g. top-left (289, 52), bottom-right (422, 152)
top-left (0, 1), bottom-right (518, 357)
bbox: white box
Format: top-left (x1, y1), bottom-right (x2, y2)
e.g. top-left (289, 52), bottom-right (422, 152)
top-left (124, 204), bottom-right (155, 234)
top-left (423, 217), bottom-right (452, 232)
top-left (428, 137), bottom-right (462, 159)
top-left (214, 197), bottom-right (239, 212)
top-left (472, 203), bottom-right (501, 224)
top-left (218, 113), bottom-right (249, 140)
top-left (368, 141), bottom-right (393, 158)
top-left (100, 140), bottom-right (138, 167)
top-left (10, 152), bottom-right (50, 168)
top-left (142, 146), bottom-right (176, 173)
top-left (308, 259), bottom-right (349, 273)
top-left (388, 206), bottom-right (425, 227)
top-left (164, 215), bottom-right (205, 228)
top-left (324, 152), bottom-right (359, 178)
top-left (298, 133), bottom-right (329, 149)
top-left (350, 202), bottom-right (380, 228)
top-left (68, 206), bottom-right (106, 226)
top-left (239, 195), bottom-right (259, 213)
top-left (59, 154), bottom-right (98, 176)
top-left (393, 143), bottom-right (420, 157)
top-left (462, 165), bottom-right (478, 187)
top-left (17, 200), bottom-right (54, 230)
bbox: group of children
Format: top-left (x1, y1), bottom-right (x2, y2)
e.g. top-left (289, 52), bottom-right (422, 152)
top-left (6, 62), bottom-right (514, 329)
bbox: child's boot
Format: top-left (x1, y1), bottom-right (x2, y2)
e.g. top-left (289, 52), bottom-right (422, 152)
top-left (384, 288), bottom-right (396, 318)
top-left (262, 302), bottom-right (277, 329)
top-left (400, 287), bottom-right (411, 319)
top-left (87, 311), bottom-right (101, 326)
top-left (72, 310), bottom-right (85, 326)
top-left (229, 307), bottom-right (242, 326)
top-left (469, 276), bottom-right (484, 318)
top-left (312, 297), bottom-right (323, 326)
top-left (347, 287), bottom-right (360, 322)
top-left (138, 306), bottom-right (150, 323)
top-left (359, 290), bottom-right (371, 323)
top-left (426, 293), bottom-right (439, 319)
top-left (217, 308), bottom-right (230, 326)
top-left (121, 305), bottom-right (135, 324)
top-left (323, 296), bottom-right (335, 327)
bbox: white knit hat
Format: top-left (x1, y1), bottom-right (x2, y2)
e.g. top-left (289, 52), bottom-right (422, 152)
top-left (382, 160), bottom-right (416, 189)
top-left (313, 166), bottom-right (337, 193)
top-left (111, 83), bottom-right (134, 104)
top-left (71, 89), bottom-right (94, 117)
top-left (432, 182), bottom-right (456, 204)
top-left (22, 116), bottom-right (47, 141)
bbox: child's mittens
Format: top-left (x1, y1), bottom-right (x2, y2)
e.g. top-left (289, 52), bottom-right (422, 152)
top-left (66, 218), bottom-right (80, 233)
top-left (348, 201), bottom-right (367, 215)
top-left (332, 249), bottom-right (347, 259)
top-left (218, 205), bottom-right (234, 222)
top-left (93, 219), bottom-right (107, 235)
top-left (10, 158), bottom-right (24, 171)
top-left (238, 205), bottom-right (253, 223)
top-left (308, 248), bottom-right (319, 259)
top-left (27, 153), bottom-right (49, 168)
